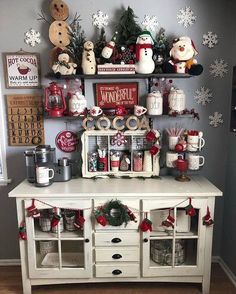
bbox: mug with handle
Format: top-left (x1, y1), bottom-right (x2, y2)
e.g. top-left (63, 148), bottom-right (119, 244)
top-left (134, 105), bottom-right (147, 116)
top-left (187, 154), bottom-right (205, 170)
top-left (187, 135), bottom-right (205, 152)
top-left (36, 166), bottom-right (54, 185)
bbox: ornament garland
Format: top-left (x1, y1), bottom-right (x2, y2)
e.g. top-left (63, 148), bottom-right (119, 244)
top-left (94, 199), bottom-right (137, 227)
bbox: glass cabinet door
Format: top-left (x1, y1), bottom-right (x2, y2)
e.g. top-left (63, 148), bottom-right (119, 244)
top-left (25, 199), bottom-right (92, 279)
top-left (142, 198), bottom-right (207, 277)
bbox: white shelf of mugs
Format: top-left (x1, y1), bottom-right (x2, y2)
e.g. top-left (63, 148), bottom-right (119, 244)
top-left (166, 130), bottom-right (205, 181)
top-left (81, 130), bottom-right (160, 178)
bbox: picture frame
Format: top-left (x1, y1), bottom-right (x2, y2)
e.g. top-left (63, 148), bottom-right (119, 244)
top-left (95, 82), bottom-right (139, 109)
top-left (2, 50), bottom-right (41, 89)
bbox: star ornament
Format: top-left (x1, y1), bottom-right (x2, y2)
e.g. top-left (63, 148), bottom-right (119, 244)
top-left (142, 15), bottom-right (159, 32)
top-left (92, 10), bottom-right (109, 29)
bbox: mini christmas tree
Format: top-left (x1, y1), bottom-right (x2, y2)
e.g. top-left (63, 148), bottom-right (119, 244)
top-left (66, 14), bottom-right (86, 73)
top-left (115, 6), bottom-right (142, 46)
top-left (153, 28), bottom-right (170, 73)
top-left (94, 27), bottom-right (107, 63)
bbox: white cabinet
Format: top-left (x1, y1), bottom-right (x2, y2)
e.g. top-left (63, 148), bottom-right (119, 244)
top-left (24, 199), bottom-right (92, 279)
top-left (142, 198), bottom-right (207, 277)
top-left (9, 176), bottom-right (222, 294)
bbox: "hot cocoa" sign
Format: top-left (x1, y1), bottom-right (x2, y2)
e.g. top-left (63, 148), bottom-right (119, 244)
top-left (3, 52), bottom-right (41, 88)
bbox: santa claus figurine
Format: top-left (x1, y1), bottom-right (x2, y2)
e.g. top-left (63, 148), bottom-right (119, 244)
top-left (163, 36), bottom-right (203, 75)
top-left (101, 32), bottom-right (118, 60)
top-left (135, 31), bottom-right (155, 74)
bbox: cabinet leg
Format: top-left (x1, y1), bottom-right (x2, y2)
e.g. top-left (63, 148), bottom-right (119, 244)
top-left (22, 279), bottom-right (31, 294)
top-left (202, 277), bottom-right (210, 294)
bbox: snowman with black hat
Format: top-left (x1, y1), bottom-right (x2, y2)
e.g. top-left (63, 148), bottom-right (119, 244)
top-left (135, 30), bottom-right (155, 74)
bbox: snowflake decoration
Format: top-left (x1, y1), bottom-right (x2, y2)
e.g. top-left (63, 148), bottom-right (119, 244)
top-left (209, 59), bottom-right (228, 78)
top-left (92, 10), bottom-right (109, 29)
top-left (194, 87), bottom-right (213, 106)
top-left (111, 131), bottom-right (127, 146)
top-left (209, 112), bottom-right (224, 127)
top-left (24, 29), bottom-right (41, 47)
top-left (177, 7), bottom-right (196, 28)
top-left (202, 32), bottom-right (218, 48)
top-left (142, 15), bottom-right (159, 32)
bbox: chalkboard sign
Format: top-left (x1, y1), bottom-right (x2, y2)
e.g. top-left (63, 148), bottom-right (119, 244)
top-left (6, 94), bottom-right (44, 146)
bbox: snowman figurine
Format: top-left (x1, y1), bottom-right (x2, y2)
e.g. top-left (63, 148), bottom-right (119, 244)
top-left (135, 31), bottom-right (155, 74)
top-left (82, 41), bottom-right (96, 75)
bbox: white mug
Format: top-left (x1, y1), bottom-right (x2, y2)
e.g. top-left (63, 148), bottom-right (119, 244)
top-left (36, 166), bottom-right (54, 184)
top-left (134, 105), bottom-right (147, 116)
top-left (168, 136), bottom-right (179, 151)
top-left (166, 152), bottom-right (183, 168)
top-left (187, 154), bottom-right (205, 170)
top-left (187, 135), bottom-right (205, 152)
top-left (90, 106), bottom-right (103, 117)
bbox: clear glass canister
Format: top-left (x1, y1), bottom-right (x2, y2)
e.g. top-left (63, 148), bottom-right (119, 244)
top-left (133, 151), bottom-right (143, 172)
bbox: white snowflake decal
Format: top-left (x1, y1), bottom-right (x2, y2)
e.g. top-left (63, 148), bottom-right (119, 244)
top-left (194, 87), bottom-right (213, 106)
top-left (92, 10), bottom-right (109, 29)
top-left (24, 29), bottom-right (41, 47)
top-left (209, 112), bottom-right (224, 127)
top-left (177, 7), bottom-right (196, 28)
top-left (141, 15), bottom-right (159, 32)
top-left (202, 32), bottom-right (218, 48)
top-left (209, 59), bottom-right (228, 78)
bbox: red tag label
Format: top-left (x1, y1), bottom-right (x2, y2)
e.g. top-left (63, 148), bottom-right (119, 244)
top-left (55, 131), bottom-right (78, 153)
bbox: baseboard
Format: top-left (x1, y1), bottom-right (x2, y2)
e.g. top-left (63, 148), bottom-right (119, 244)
top-left (0, 259), bottom-right (21, 266)
top-left (212, 255), bottom-right (236, 288)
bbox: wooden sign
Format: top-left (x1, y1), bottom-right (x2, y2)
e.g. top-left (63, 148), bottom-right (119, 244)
top-left (95, 82), bottom-right (138, 109)
top-left (6, 94), bottom-right (44, 146)
top-left (3, 51), bottom-right (41, 88)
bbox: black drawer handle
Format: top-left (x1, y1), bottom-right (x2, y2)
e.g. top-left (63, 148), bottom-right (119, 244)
top-left (111, 238), bottom-right (122, 243)
top-left (143, 238), bottom-right (149, 243)
top-left (112, 269), bottom-right (122, 275)
top-left (112, 253), bottom-right (122, 260)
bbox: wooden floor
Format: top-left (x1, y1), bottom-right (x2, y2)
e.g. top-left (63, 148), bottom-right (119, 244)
top-left (0, 264), bottom-right (235, 294)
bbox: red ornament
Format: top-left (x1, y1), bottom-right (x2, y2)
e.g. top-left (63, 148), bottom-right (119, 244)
top-left (115, 105), bottom-right (128, 116)
top-left (146, 130), bottom-right (157, 142)
top-left (96, 215), bottom-right (107, 226)
top-left (175, 143), bottom-right (184, 152)
top-left (19, 222), bottom-right (27, 240)
top-left (74, 210), bottom-right (85, 229)
top-left (202, 206), bottom-right (214, 226)
top-left (140, 214), bottom-right (152, 232)
top-left (162, 210), bottom-right (175, 228)
top-left (27, 199), bottom-right (40, 218)
top-left (55, 131), bottom-right (78, 153)
top-left (185, 198), bottom-right (196, 217)
top-left (149, 145), bottom-right (159, 155)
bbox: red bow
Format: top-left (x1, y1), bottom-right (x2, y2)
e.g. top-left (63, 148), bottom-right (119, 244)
top-left (136, 44), bottom-right (153, 61)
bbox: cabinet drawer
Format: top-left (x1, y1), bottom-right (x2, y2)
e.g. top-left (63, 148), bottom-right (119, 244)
top-left (95, 263), bottom-right (139, 278)
top-left (95, 232), bottom-right (140, 247)
top-left (95, 247), bottom-right (139, 262)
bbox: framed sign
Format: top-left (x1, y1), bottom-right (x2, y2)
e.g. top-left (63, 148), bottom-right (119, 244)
top-left (6, 94), bottom-right (44, 146)
top-left (3, 51), bottom-right (41, 88)
top-left (95, 82), bottom-right (138, 109)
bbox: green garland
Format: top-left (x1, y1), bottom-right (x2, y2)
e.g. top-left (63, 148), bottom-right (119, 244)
top-left (95, 199), bottom-right (135, 227)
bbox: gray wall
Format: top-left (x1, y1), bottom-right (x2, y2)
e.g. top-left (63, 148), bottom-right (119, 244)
top-left (0, 0), bottom-right (233, 267)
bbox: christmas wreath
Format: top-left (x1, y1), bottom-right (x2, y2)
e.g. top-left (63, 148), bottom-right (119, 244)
top-left (94, 200), bottom-right (136, 227)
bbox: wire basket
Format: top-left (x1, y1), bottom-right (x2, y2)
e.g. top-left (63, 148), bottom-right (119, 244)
top-left (64, 210), bottom-right (76, 231)
top-left (39, 241), bottom-right (56, 256)
top-left (150, 240), bottom-right (185, 266)
top-left (39, 217), bottom-right (51, 232)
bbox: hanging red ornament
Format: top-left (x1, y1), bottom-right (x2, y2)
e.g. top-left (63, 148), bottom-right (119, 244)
top-left (146, 130), bottom-right (157, 142)
top-left (74, 210), bottom-right (85, 229)
top-left (126, 207), bottom-right (137, 223)
top-left (140, 213), bottom-right (152, 232)
top-left (162, 209), bottom-right (175, 228)
top-left (51, 208), bottom-right (61, 228)
top-left (185, 197), bottom-right (196, 217)
top-left (96, 215), bottom-right (107, 227)
top-left (202, 206), bottom-right (214, 226)
top-left (27, 199), bottom-right (40, 218)
top-left (149, 145), bottom-right (159, 155)
top-left (19, 222), bottom-right (27, 240)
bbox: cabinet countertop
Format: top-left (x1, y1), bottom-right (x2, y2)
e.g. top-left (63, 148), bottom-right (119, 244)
top-left (9, 176), bottom-right (222, 198)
